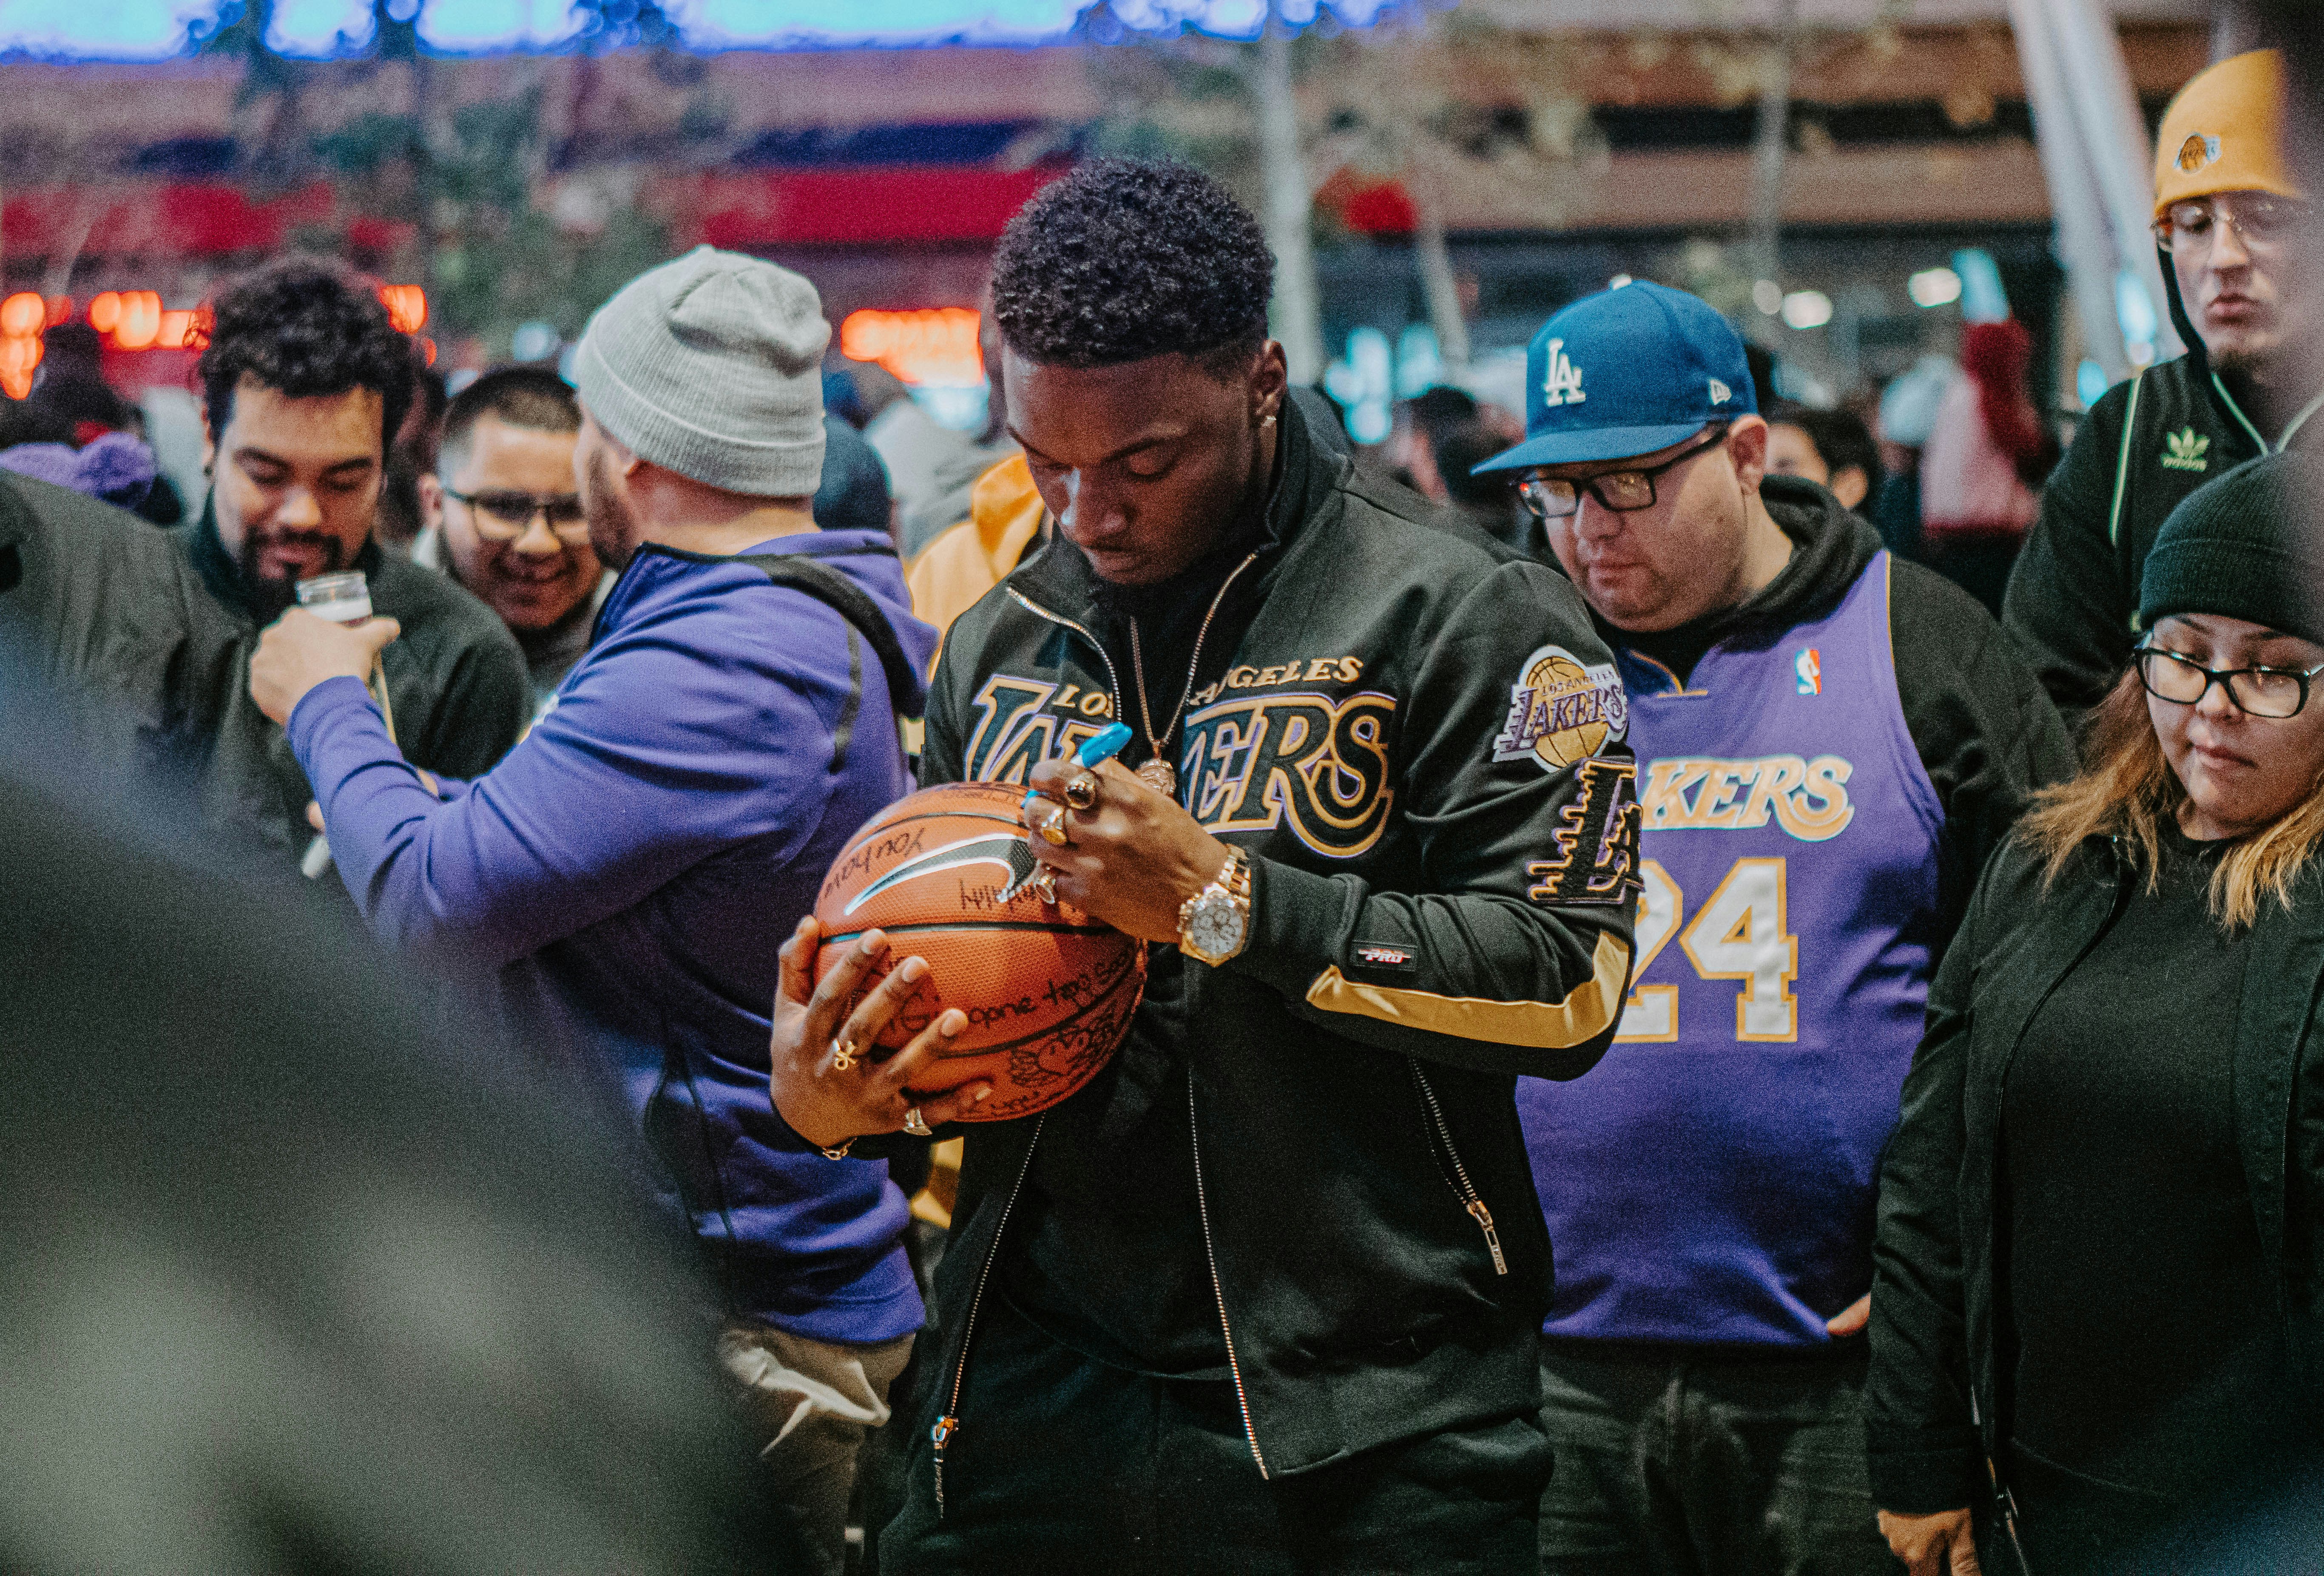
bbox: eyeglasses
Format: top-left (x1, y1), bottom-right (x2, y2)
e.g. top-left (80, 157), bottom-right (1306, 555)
top-left (2134, 645), bottom-right (2324, 719)
top-left (442, 486), bottom-right (588, 544)
top-left (2152, 193), bottom-right (2314, 256)
top-left (1517, 426), bottom-right (1730, 522)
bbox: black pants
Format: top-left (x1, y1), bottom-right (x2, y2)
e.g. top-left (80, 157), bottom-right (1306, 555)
top-left (876, 1293), bottom-right (1548, 1575)
top-left (1536, 1340), bottom-right (1900, 1576)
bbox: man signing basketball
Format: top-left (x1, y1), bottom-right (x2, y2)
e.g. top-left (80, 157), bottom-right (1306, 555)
top-left (769, 159), bottom-right (1638, 1574)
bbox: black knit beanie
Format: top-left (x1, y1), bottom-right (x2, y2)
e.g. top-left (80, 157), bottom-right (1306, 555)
top-left (2139, 451), bottom-right (2324, 647)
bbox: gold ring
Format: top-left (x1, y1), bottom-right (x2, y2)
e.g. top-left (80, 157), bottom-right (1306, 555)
top-left (1062, 770), bottom-right (1099, 811)
top-left (829, 1037), bottom-right (859, 1072)
top-left (1034, 801), bottom-right (1071, 846)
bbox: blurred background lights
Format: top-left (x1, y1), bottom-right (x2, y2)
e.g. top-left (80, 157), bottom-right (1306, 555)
top-left (2115, 270), bottom-right (2159, 369)
top-left (1952, 248), bottom-right (2011, 324)
top-left (1393, 325), bottom-right (1443, 400)
top-left (1780, 290), bottom-right (1833, 331)
top-left (416, 0), bottom-right (574, 50)
top-left (841, 308), bottom-right (983, 389)
top-left (264, 0), bottom-right (375, 58)
top-left (1907, 267), bottom-right (1962, 310)
top-left (508, 319), bottom-right (561, 363)
top-left (1323, 327), bottom-right (1394, 446)
top-left (0, 0), bottom-right (1418, 57)
top-left (1752, 279), bottom-right (1783, 316)
top-left (842, 308), bottom-right (989, 434)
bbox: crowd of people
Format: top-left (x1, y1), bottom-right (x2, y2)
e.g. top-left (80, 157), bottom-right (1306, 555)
top-left (0, 41), bottom-right (2319, 1576)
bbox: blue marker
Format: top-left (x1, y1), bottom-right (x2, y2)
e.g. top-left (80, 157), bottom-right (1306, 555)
top-left (1022, 721), bottom-right (1134, 812)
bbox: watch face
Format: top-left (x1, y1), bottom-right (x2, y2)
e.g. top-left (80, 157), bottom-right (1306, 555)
top-left (1188, 895), bottom-right (1247, 960)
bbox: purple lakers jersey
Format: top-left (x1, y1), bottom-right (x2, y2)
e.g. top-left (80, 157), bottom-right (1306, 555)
top-left (1520, 553), bottom-right (1943, 1345)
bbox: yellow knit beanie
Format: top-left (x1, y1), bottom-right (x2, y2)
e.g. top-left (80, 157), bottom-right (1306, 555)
top-left (2154, 49), bottom-right (2301, 217)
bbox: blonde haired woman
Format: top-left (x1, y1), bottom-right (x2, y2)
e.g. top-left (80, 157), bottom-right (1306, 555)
top-left (1865, 452), bottom-right (2324, 1575)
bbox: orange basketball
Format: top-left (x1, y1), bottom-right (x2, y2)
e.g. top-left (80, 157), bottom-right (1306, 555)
top-left (812, 781), bottom-right (1146, 1123)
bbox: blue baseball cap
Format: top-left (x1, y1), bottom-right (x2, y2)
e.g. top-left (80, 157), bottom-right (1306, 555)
top-left (1473, 280), bottom-right (1756, 474)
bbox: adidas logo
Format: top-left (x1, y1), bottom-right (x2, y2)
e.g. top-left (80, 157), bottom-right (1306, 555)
top-left (2160, 427), bottom-right (2211, 473)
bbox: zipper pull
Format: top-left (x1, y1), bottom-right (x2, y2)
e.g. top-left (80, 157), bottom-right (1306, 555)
top-left (1467, 1199), bottom-right (1508, 1275)
top-left (931, 1415), bottom-right (959, 1518)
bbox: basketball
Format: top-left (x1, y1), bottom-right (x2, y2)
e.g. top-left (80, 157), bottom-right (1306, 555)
top-left (812, 781), bottom-right (1146, 1123)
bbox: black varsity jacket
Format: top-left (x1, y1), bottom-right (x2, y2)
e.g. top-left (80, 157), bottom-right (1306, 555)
top-left (913, 400), bottom-right (1639, 1487)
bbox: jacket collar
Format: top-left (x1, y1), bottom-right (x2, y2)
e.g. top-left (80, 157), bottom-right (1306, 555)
top-left (1003, 390), bottom-right (1341, 622)
top-left (182, 494), bottom-right (384, 626)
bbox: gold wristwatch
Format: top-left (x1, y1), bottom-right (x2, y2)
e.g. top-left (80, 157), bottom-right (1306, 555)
top-left (1177, 845), bottom-right (1253, 966)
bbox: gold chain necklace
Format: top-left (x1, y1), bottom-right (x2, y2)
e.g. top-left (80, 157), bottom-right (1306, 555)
top-left (1126, 552), bottom-right (1258, 798)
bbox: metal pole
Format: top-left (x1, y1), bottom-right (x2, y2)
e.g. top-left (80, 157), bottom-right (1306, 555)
top-left (1255, 11), bottom-right (1324, 385)
top-left (1745, 0), bottom-right (1800, 288)
top-left (2007, 0), bottom-right (2135, 382)
top-left (2039, 0), bottom-right (2184, 361)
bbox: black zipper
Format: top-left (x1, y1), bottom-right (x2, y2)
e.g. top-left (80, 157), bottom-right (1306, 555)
top-left (930, 1114), bottom-right (1047, 1519)
top-left (1188, 1069), bottom-right (1269, 1476)
top-left (1409, 1064), bottom-right (1506, 1275)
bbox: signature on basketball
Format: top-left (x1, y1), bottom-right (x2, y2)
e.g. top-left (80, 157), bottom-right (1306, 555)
top-left (818, 824), bottom-right (928, 903)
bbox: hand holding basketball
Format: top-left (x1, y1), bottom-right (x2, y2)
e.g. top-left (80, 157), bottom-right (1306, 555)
top-left (1023, 756), bottom-right (1234, 943)
top-left (769, 917), bottom-right (994, 1150)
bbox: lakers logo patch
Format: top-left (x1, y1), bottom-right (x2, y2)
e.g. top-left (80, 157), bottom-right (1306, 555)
top-left (1494, 645), bottom-right (1628, 772)
top-left (1527, 756), bottom-right (1643, 908)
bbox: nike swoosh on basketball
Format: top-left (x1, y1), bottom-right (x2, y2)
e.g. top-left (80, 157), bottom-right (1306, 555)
top-left (844, 832), bottom-right (1041, 917)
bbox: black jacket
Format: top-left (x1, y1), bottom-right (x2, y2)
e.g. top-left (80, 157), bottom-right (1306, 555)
top-left (0, 473), bottom-right (233, 796)
top-left (1610, 479), bottom-right (2076, 955)
top-left (1864, 835), bottom-right (2324, 1515)
top-left (2002, 255), bottom-right (2324, 726)
top-left (0, 474), bottom-right (526, 875)
top-left (172, 504), bottom-right (528, 869)
top-left (917, 400), bottom-right (1637, 1481)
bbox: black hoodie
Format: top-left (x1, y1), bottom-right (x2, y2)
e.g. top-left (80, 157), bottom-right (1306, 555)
top-left (2003, 250), bottom-right (2324, 726)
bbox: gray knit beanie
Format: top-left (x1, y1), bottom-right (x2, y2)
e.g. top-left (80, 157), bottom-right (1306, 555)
top-left (2140, 451), bottom-right (2324, 647)
top-left (573, 245), bottom-right (828, 497)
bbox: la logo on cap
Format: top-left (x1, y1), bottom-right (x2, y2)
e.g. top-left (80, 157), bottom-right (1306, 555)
top-left (1542, 338), bottom-right (1586, 407)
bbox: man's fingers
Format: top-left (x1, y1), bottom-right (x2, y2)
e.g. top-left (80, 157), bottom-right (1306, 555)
top-left (355, 616), bottom-right (403, 655)
top-left (1824, 1292), bottom-right (1871, 1337)
top-left (909, 1080), bottom-right (995, 1128)
top-left (801, 927), bottom-right (887, 1037)
top-left (776, 915), bottom-right (820, 1009)
top-left (1949, 1533), bottom-right (1982, 1576)
top-left (876, 1005), bottom-right (969, 1093)
top-left (305, 799), bottom-right (325, 834)
top-left (835, 951), bottom-right (936, 1052)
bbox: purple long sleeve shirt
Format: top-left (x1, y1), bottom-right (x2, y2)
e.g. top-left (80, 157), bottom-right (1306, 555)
top-left (287, 529), bottom-right (937, 1342)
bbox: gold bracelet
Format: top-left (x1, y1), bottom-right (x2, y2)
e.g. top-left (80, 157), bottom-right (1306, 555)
top-left (818, 1139), bottom-right (857, 1161)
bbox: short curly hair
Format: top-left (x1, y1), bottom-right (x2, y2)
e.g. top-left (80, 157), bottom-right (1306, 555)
top-left (991, 158), bottom-right (1274, 373)
top-left (197, 256), bottom-right (416, 453)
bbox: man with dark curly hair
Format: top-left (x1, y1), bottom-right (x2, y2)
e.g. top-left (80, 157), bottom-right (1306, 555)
top-left (770, 158), bottom-right (1638, 1573)
top-left (173, 256), bottom-right (527, 875)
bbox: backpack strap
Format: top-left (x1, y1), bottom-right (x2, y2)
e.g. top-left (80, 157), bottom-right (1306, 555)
top-left (736, 552), bottom-right (921, 769)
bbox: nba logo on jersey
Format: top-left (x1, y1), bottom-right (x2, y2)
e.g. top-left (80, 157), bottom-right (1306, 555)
top-left (1794, 648), bottom-right (1822, 695)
